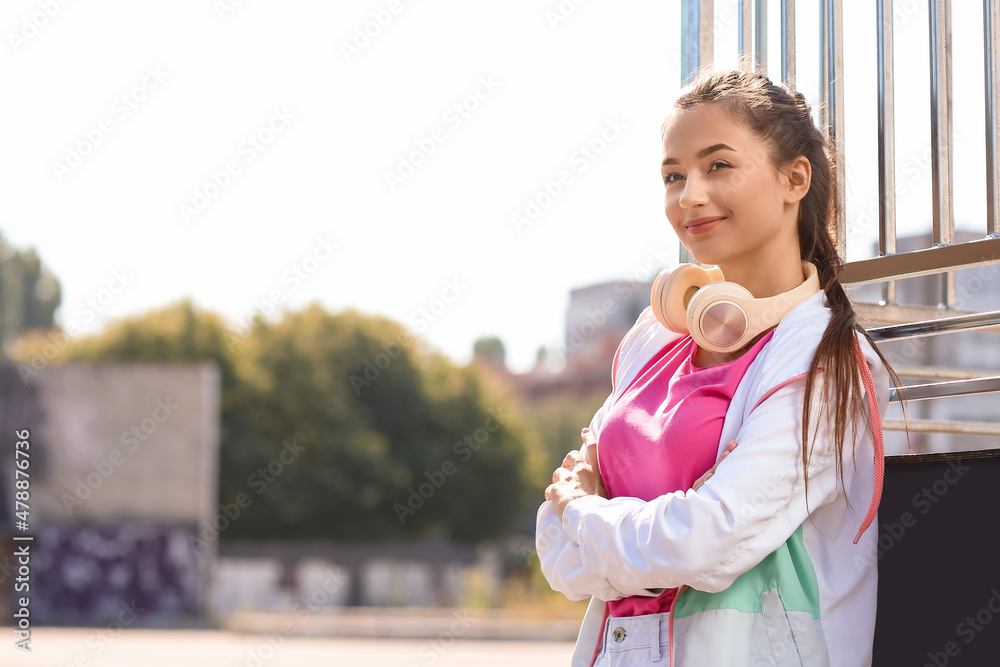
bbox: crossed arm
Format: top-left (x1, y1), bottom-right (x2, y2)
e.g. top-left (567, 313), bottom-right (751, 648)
top-left (538, 426), bottom-right (736, 601)
top-left (535, 379), bottom-right (850, 599)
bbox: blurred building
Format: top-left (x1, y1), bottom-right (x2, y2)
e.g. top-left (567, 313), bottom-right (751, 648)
top-left (0, 362), bottom-right (219, 624)
top-left (511, 278), bottom-right (652, 402)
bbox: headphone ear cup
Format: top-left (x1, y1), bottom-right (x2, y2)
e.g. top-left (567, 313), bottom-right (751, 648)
top-left (650, 264), bottom-right (717, 334)
top-left (686, 282), bottom-right (755, 353)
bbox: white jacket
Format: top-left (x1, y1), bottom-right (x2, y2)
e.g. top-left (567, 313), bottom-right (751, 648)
top-left (536, 290), bottom-right (890, 666)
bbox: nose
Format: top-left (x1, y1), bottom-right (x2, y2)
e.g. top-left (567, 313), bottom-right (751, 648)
top-left (678, 174), bottom-right (709, 210)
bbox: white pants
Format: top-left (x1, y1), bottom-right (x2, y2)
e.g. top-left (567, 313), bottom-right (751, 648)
top-left (592, 611), bottom-right (672, 666)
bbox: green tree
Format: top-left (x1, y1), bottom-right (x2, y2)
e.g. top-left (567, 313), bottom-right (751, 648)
top-left (472, 336), bottom-right (506, 369)
top-left (0, 233), bottom-right (61, 348)
top-left (13, 299), bottom-right (543, 543)
top-left (521, 388), bottom-right (609, 475)
top-left (234, 305), bottom-right (543, 542)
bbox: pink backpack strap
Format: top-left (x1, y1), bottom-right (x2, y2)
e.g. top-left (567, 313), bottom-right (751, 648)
top-left (746, 336), bottom-right (884, 544)
top-left (853, 335), bottom-right (885, 544)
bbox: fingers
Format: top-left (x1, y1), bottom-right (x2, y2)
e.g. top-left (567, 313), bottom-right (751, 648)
top-left (562, 450), bottom-right (584, 469)
top-left (547, 429), bottom-right (603, 505)
top-left (714, 440), bottom-right (738, 468)
top-left (552, 466), bottom-right (572, 484)
top-left (580, 428), bottom-right (598, 466)
top-left (693, 441), bottom-right (738, 492)
top-left (692, 472), bottom-right (709, 491)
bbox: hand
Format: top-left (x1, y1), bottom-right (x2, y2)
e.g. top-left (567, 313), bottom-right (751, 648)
top-left (692, 440), bottom-right (738, 491)
top-left (545, 428), bottom-right (608, 521)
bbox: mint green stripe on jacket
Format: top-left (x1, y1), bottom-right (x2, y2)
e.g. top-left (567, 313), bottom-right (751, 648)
top-left (673, 526), bottom-right (822, 619)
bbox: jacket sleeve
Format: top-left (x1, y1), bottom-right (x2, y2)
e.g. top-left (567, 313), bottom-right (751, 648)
top-left (559, 372), bottom-right (869, 593)
top-left (535, 381), bottom-right (666, 602)
top-left (537, 500), bottom-right (664, 601)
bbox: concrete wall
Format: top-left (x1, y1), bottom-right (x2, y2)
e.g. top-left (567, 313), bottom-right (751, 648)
top-left (4, 362), bottom-right (220, 622)
top-left (28, 362), bottom-right (220, 526)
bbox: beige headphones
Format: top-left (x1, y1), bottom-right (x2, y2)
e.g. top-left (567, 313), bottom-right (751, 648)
top-left (650, 261), bottom-right (821, 353)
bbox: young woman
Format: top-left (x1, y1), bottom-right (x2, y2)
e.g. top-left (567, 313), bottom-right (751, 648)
top-left (536, 68), bottom-right (900, 666)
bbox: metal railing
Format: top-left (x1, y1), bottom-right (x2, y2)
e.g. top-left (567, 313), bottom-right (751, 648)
top-left (679, 0), bottom-right (1000, 437)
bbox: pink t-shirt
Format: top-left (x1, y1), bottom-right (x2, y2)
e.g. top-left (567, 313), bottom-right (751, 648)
top-left (598, 331), bottom-right (774, 617)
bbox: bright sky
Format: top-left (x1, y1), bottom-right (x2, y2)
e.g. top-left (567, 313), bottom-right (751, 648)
top-left (1, 0), bottom-right (991, 373)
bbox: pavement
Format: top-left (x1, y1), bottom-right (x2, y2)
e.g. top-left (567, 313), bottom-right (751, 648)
top-left (221, 606), bottom-right (585, 641)
top-left (2, 628), bottom-right (578, 667)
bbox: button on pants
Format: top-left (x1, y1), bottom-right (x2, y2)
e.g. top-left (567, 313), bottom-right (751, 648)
top-left (592, 611), bottom-right (671, 666)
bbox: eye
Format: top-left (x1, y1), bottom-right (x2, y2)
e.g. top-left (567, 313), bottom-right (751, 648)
top-left (709, 160), bottom-right (731, 172)
top-left (663, 172), bottom-right (683, 185)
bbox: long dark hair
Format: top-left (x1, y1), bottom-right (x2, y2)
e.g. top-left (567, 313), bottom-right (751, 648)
top-left (667, 67), bottom-right (904, 507)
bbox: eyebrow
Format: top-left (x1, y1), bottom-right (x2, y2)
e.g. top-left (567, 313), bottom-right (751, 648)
top-left (661, 143), bottom-right (736, 166)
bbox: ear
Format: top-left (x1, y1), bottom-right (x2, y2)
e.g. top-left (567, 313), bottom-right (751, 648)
top-left (782, 155), bottom-right (812, 204)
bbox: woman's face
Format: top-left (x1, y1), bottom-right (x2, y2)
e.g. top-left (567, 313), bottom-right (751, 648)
top-left (660, 103), bottom-right (800, 273)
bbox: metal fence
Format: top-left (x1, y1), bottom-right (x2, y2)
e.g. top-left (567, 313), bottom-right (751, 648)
top-left (679, 0), bottom-right (1000, 439)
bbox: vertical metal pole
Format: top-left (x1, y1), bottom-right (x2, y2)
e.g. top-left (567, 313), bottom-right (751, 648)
top-left (985, 0), bottom-right (1000, 237)
top-left (681, 0), bottom-right (696, 84)
top-left (679, 0), bottom-right (714, 263)
top-left (826, 0), bottom-right (847, 260)
top-left (681, 0), bottom-right (715, 84)
top-left (941, 271), bottom-right (956, 309)
top-left (929, 0), bottom-right (954, 249)
top-left (739, 0), bottom-right (752, 66)
top-left (929, 0), bottom-right (954, 307)
top-left (755, 0), bottom-right (767, 76)
top-left (781, 0), bottom-right (796, 89)
top-left (877, 0), bottom-right (897, 305)
top-left (819, 0), bottom-right (829, 131)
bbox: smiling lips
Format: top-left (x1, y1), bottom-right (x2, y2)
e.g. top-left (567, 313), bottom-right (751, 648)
top-left (684, 216), bottom-right (725, 234)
